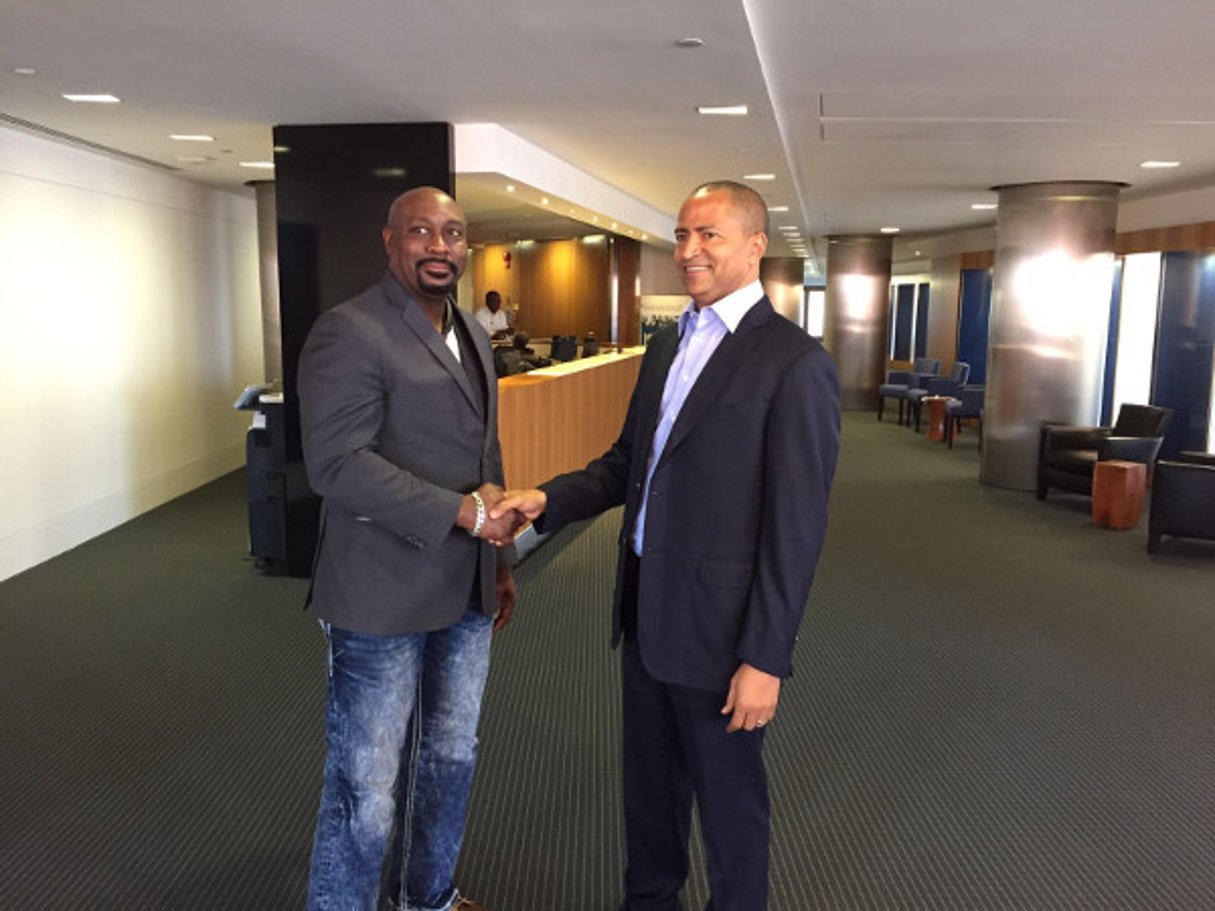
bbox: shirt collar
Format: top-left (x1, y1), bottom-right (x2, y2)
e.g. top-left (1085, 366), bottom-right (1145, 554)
top-left (680, 279), bottom-right (764, 335)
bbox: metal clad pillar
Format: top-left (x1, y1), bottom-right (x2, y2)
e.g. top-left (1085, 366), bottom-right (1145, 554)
top-left (981, 181), bottom-right (1123, 490)
top-left (825, 235), bottom-right (893, 410)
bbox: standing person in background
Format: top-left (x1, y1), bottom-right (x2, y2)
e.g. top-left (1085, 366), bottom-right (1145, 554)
top-left (475, 289), bottom-right (512, 340)
top-left (298, 186), bottom-right (518, 911)
top-left (491, 180), bottom-right (840, 911)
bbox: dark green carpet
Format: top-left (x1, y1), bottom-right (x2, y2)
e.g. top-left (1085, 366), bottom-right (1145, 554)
top-left (2, 413), bottom-right (1212, 909)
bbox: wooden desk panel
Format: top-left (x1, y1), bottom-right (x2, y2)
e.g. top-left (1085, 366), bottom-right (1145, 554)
top-left (497, 350), bottom-right (644, 489)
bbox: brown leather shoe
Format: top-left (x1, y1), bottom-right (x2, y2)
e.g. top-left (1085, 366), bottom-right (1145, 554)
top-left (452, 898), bottom-right (488, 911)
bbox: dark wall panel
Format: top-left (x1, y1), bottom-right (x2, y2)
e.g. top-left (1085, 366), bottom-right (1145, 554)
top-left (1155, 253), bottom-right (1215, 458)
top-left (265, 123), bottom-right (453, 575)
top-left (273, 122), bottom-right (453, 460)
top-left (957, 268), bottom-right (992, 385)
top-left (914, 282), bottom-right (930, 357)
top-left (893, 284), bottom-right (915, 360)
top-left (1101, 260), bottom-right (1124, 426)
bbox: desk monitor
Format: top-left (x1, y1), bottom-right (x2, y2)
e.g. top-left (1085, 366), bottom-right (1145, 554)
top-left (550, 335), bottom-right (577, 362)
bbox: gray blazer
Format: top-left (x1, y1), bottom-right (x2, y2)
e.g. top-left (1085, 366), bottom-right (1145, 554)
top-left (298, 273), bottom-right (507, 635)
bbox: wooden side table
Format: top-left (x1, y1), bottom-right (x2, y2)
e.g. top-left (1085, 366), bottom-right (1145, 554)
top-left (1092, 460), bottom-right (1147, 530)
top-left (922, 395), bottom-right (957, 442)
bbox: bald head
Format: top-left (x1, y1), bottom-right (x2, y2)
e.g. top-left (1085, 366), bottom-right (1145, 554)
top-left (689, 180), bottom-right (770, 237)
top-left (674, 180), bottom-right (769, 307)
top-left (382, 186), bottom-right (468, 302)
top-left (386, 186), bottom-right (464, 233)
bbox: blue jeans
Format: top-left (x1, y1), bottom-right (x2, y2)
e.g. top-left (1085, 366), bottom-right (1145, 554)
top-left (307, 607), bottom-right (493, 911)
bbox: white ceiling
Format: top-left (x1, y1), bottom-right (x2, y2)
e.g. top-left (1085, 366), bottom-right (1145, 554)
top-left (4, 0), bottom-right (1215, 263)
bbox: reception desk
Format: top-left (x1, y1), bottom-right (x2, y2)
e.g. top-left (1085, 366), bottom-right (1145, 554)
top-left (498, 348), bottom-right (644, 489)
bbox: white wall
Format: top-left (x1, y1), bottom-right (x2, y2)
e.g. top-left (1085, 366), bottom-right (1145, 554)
top-left (0, 126), bottom-right (262, 581)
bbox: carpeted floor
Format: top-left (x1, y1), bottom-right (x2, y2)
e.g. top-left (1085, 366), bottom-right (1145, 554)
top-left (2, 412), bottom-right (1212, 909)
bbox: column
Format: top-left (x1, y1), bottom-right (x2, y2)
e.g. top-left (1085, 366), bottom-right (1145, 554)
top-left (981, 181), bottom-right (1123, 490)
top-left (247, 180), bottom-right (281, 382)
top-left (824, 235), bottom-right (893, 410)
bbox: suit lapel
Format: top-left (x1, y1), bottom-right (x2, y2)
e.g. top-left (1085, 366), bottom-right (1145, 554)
top-left (635, 326), bottom-right (680, 450)
top-left (382, 275), bottom-right (484, 418)
top-left (659, 297), bottom-right (774, 461)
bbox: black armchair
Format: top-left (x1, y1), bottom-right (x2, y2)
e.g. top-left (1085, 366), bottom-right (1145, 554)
top-left (877, 357), bottom-right (940, 424)
top-left (909, 361), bottom-right (971, 431)
top-left (1148, 452), bottom-right (1215, 553)
top-left (1036, 404), bottom-right (1173, 500)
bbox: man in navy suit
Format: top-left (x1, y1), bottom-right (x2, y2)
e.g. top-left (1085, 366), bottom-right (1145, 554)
top-left (491, 181), bottom-right (840, 910)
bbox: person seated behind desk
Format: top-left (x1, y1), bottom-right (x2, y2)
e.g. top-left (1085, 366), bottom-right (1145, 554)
top-left (493, 332), bottom-right (551, 377)
top-left (475, 290), bottom-right (512, 340)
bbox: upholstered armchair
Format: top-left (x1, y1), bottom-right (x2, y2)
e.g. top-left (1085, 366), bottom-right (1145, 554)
top-left (1036, 404), bottom-right (1173, 500)
top-left (945, 386), bottom-right (985, 449)
top-left (877, 357), bottom-right (940, 424)
top-left (908, 361), bottom-right (971, 431)
top-left (1148, 452), bottom-right (1215, 553)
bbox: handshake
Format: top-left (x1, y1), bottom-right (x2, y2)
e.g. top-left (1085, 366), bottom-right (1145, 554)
top-left (459, 483), bottom-right (548, 547)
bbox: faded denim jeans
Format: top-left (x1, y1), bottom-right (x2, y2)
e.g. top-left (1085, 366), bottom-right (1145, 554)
top-left (307, 607), bottom-right (493, 911)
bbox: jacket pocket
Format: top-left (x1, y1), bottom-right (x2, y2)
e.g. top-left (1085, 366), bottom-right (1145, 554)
top-left (698, 558), bottom-right (754, 590)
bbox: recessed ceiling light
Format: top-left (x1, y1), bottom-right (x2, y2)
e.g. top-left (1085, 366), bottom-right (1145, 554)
top-left (880, 226), bottom-right (900, 234)
top-left (641, 234), bottom-right (648, 241)
top-left (170, 134), bottom-right (214, 142)
top-left (591, 215), bottom-right (598, 222)
top-left (272, 145), bottom-right (290, 154)
top-left (505, 184), bottom-right (515, 193)
top-left (63, 93), bottom-right (120, 103)
top-left (12, 67), bottom-right (37, 76)
top-left (1140, 160), bottom-right (1180, 169)
top-left (540, 197), bottom-right (549, 205)
top-left (611, 222), bottom-right (618, 230)
top-left (971, 203), bottom-right (998, 210)
top-left (373, 167), bottom-right (407, 178)
top-left (915, 250), bottom-right (923, 257)
top-left (767, 206), bottom-right (789, 213)
top-left (743, 173), bottom-right (775, 181)
top-left (675, 37), bottom-right (704, 48)
top-left (239, 161), bottom-right (275, 170)
top-left (697, 104), bottom-right (748, 116)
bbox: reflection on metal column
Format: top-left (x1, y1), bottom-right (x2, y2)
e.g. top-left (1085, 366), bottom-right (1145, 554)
top-left (824, 235), bottom-right (893, 410)
top-left (981, 181), bottom-right (1123, 490)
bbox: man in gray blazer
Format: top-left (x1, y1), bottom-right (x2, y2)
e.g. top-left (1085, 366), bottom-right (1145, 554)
top-left (492, 181), bottom-right (840, 910)
top-left (299, 186), bottom-right (516, 911)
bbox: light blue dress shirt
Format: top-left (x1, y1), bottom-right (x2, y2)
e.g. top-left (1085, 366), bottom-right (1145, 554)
top-left (632, 280), bottom-right (765, 556)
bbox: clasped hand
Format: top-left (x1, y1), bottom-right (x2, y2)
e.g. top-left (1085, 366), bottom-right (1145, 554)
top-left (462, 483), bottom-right (522, 545)
top-left (460, 485), bottom-right (549, 546)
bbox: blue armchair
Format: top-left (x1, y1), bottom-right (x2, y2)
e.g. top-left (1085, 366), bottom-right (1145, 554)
top-left (945, 386), bottom-right (985, 449)
top-left (909, 361), bottom-right (971, 432)
top-left (877, 357), bottom-right (940, 424)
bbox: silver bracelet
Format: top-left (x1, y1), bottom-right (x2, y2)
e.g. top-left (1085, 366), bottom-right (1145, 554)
top-left (469, 490), bottom-right (486, 538)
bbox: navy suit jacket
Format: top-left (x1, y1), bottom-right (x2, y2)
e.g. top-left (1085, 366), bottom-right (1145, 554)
top-left (539, 296), bottom-right (840, 691)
